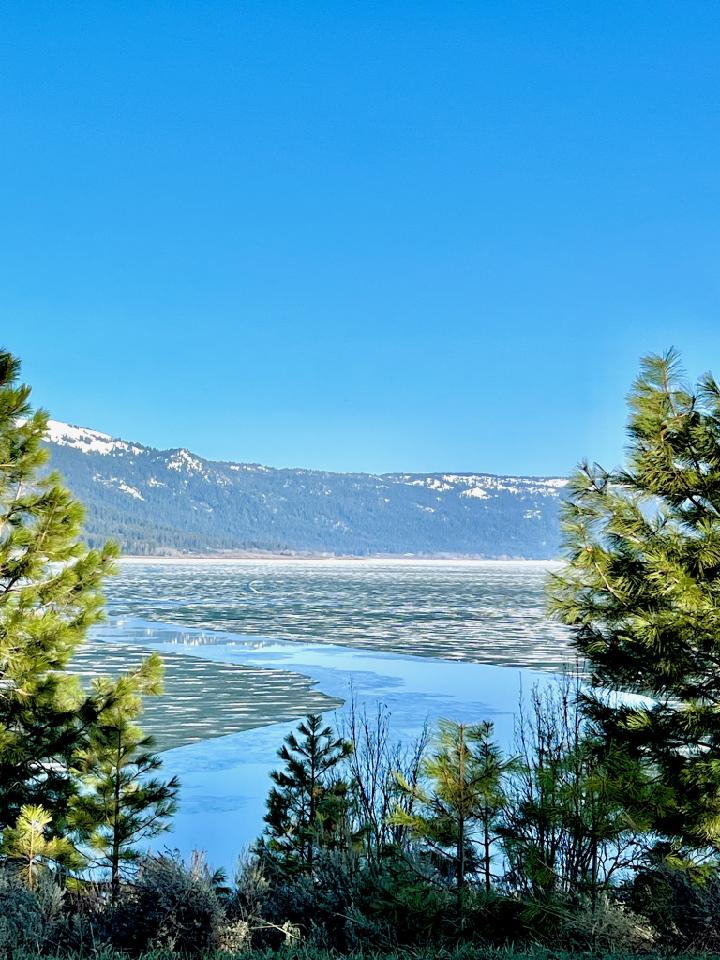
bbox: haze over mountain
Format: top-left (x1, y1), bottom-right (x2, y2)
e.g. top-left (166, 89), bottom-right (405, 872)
top-left (44, 421), bottom-right (567, 559)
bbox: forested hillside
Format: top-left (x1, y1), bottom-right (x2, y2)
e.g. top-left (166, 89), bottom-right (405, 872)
top-left (45, 421), bottom-right (566, 557)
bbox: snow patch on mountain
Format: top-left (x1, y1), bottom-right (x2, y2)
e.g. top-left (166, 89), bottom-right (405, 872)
top-left (46, 420), bottom-right (144, 456)
top-left (92, 473), bottom-right (145, 501)
top-left (167, 449), bottom-right (207, 475)
top-left (117, 481), bottom-right (144, 500)
top-left (461, 487), bottom-right (490, 500)
top-left (392, 472), bottom-right (567, 500)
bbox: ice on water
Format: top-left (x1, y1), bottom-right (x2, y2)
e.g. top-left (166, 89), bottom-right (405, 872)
top-left (79, 559), bottom-right (568, 868)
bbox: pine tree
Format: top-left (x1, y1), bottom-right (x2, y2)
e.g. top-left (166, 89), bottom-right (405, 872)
top-left (261, 714), bottom-right (352, 873)
top-left (549, 349), bottom-right (720, 856)
top-left (71, 654), bottom-right (179, 902)
top-left (0, 350), bottom-right (118, 830)
top-left (391, 719), bottom-right (514, 909)
top-left (1, 804), bottom-right (82, 889)
top-left (473, 723), bottom-right (516, 893)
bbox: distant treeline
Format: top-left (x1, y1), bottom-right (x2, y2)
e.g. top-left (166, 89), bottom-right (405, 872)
top-left (46, 441), bottom-right (564, 557)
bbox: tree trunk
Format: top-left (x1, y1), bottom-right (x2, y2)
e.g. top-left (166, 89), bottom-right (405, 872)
top-left (484, 818), bottom-right (491, 893)
top-left (457, 725), bottom-right (466, 924)
top-left (111, 735), bottom-right (122, 904)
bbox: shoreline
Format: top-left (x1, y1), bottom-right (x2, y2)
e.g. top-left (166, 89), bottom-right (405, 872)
top-left (117, 554), bottom-right (563, 566)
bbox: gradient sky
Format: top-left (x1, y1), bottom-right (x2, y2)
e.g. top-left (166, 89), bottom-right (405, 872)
top-left (2, 1), bottom-right (719, 475)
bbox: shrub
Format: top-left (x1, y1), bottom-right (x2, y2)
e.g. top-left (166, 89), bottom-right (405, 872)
top-left (349, 855), bottom-right (453, 947)
top-left (260, 850), bottom-right (361, 949)
top-left (111, 852), bottom-right (224, 954)
top-left (40, 881), bottom-right (109, 954)
top-left (631, 864), bottom-right (720, 951)
top-left (230, 852), bottom-right (270, 924)
top-left (0, 870), bottom-right (43, 952)
top-left (218, 918), bottom-right (251, 951)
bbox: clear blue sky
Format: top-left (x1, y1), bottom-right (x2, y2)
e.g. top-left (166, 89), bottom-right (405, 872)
top-left (2, 2), bottom-right (718, 475)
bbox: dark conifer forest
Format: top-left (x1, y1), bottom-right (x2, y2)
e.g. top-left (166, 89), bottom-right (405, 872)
top-left (45, 431), bottom-right (565, 559)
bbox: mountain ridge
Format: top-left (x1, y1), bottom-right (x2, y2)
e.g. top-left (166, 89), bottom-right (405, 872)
top-left (43, 420), bottom-right (567, 559)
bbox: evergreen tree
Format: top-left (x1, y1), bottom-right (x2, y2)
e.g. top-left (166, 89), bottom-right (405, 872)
top-left (261, 714), bottom-right (352, 873)
top-left (391, 720), bottom-right (514, 908)
top-left (550, 350), bottom-right (720, 856)
top-left (473, 723), bottom-right (516, 893)
top-left (71, 654), bottom-right (179, 902)
top-left (0, 351), bottom-right (118, 830)
top-left (1, 804), bottom-right (82, 889)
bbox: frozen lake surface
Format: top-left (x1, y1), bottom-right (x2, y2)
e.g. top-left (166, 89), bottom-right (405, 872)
top-left (85, 559), bottom-right (569, 871)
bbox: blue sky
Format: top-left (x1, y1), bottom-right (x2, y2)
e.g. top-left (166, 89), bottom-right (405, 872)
top-left (2, 2), bottom-right (719, 475)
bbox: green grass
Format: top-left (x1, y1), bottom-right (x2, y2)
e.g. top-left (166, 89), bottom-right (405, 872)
top-left (12, 949), bottom-right (717, 960)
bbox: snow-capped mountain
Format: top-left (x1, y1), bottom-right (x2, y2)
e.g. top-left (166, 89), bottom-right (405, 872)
top-left (46, 420), bottom-right (146, 456)
top-left (44, 420), bottom-right (568, 558)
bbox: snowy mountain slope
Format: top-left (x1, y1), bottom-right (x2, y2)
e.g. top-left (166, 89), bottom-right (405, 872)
top-left (44, 421), bottom-right (567, 558)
